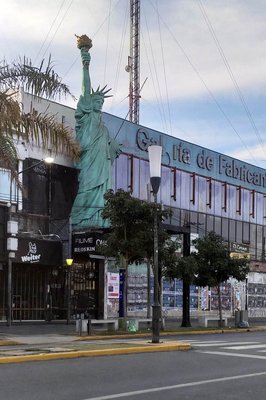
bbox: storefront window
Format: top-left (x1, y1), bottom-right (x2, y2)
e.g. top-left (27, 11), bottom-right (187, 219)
top-left (170, 168), bottom-right (181, 208)
top-left (229, 219), bottom-right (236, 242)
top-left (206, 215), bottom-right (214, 232)
top-left (139, 159), bottom-right (150, 200)
top-left (228, 185), bottom-right (237, 219)
top-left (198, 176), bottom-right (207, 213)
top-left (198, 213), bottom-right (206, 236)
top-left (236, 221), bottom-right (242, 244)
top-left (222, 182), bottom-right (227, 214)
top-left (190, 211), bottom-right (198, 233)
top-left (213, 181), bottom-right (222, 217)
top-left (169, 208), bottom-right (181, 227)
top-left (256, 193), bottom-right (263, 225)
top-left (190, 173), bottom-right (196, 208)
top-left (115, 154), bottom-right (129, 191)
top-left (161, 166), bottom-right (171, 206)
top-left (0, 168), bottom-right (17, 202)
top-left (257, 225), bottom-right (263, 260)
top-left (131, 156), bottom-right (140, 199)
top-left (243, 222), bottom-right (250, 244)
top-left (221, 218), bottom-right (229, 240)
top-left (250, 224), bottom-right (257, 259)
top-left (214, 217), bottom-right (222, 236)
top-left (242, 188), bottom-right (250, 223)
top-left (180, 172), bottom-right (191, 210)
top-left (250, 190), bottom-right (255, 220)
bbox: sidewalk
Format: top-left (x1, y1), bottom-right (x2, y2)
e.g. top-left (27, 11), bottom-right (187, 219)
top-left (0, 321), bottom-right (266, 364)
top-left (0, 321), bottom-right (191, 363)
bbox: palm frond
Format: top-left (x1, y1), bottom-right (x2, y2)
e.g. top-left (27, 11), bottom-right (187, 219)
top-left (0, 90), bottom-right (22, 134)
top-left (0, 135), bottom-right (22, 189)
top-left (0, 56), bottom-right (75, 100)
top-left (0, 55), bottom-right (80, 192)
top-left (0, 72), bottom-right (80, 160)
top-left (20, 110), bottom-right (80, 159)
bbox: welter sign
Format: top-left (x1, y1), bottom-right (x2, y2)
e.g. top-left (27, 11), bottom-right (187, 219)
top-left (14, 238), bottom-right (62, 266)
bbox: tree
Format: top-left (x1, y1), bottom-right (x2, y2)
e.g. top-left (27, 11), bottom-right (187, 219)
top-left (100, 189), bottom-right (171, 328)
top-left (162, 242), bottom-right (198, 327)
top-left (193, 231), bottom-right (250, 327)
top-left (0, 56), bottom-right (80, 185)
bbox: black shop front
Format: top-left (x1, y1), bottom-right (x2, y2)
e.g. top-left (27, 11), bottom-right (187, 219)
top-left (70, 230), bottom-right (108, 320)
top-left (9, 237), bottom-right (64, 321)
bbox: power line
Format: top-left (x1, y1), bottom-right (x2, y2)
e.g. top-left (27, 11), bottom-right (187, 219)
top-left (103, 0), bottom-right (112, 85)
top-left (63, 0), bottom-right (123, 80)
top-left (155, 0), bottom-right (172, 135)
top-left (40, 0), bottom-right (74, 60)
top-left (142, 10), bottom-right (168, 133)
top-left (147, 0), bottom-right (258, 166)
top-left (197, 0), bottom-right (266, 159)
top-left (33, 0), bottom-right (67, 65)
top-left (110, 1), bottom-right (129, 112)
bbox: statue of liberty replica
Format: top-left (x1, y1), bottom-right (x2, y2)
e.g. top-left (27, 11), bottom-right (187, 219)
top-left (71, 35), bottom-right (121, 229)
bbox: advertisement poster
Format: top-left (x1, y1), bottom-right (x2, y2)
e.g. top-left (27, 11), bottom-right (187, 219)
top-left (107, 272), bottom-right (120, 299)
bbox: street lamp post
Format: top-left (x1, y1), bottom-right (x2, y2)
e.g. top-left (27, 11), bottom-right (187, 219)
top-left (66, 258), bottom-right (73, 324)
top-left (66, 217), bottom-right (73, 324)
top-left (245, 275), bottom-right (248, 311)
top-left (148, 145), bottom-right (162, 344)
top-left (18, 156), bottom-right (54, 174)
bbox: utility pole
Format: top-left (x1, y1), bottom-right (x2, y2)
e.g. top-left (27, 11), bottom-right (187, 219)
top-left (181, 226), bottom-right (192, 327)
top-left (126, 0), bottom-right (140, 124)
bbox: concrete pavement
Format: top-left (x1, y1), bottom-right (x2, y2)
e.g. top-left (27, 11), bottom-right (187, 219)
top-left (0, 322), bottom-right (191, 363)
top-left (1, 321), bottom-right (266, 364)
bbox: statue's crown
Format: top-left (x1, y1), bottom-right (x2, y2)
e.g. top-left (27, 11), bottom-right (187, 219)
top-left (92, 85), bottom-right (112, 98)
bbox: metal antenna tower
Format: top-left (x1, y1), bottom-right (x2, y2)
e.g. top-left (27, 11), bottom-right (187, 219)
top-left (125, 0), bottom-right (140, 124)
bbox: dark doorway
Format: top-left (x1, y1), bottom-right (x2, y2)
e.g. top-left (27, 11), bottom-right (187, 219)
top-left (70, 259), bottom-right (100, 319)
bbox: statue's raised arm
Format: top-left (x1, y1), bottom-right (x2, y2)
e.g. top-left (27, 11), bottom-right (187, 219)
top-left (75, 34), bottom-right (92, 98)
top-left (80, 48), bottom-right (91, 97)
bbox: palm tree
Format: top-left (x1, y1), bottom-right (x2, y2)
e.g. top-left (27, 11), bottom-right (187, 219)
top-left (0, 56), bottom-right (80, 185)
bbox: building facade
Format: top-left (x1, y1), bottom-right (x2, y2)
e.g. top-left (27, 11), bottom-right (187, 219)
top-left (1, 93), bottom-right (266, 322)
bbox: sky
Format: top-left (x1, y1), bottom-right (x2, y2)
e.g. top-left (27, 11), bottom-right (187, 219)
top-left (1, 0), bottom-right (266, 168)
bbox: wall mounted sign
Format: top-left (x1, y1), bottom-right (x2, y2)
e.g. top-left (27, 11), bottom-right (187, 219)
top-left (14, 238), bottom-right (62, 266)
top-left (103, 113), bottom-right (266, 193)
top-left (73, 231), bottom-right (108, 256)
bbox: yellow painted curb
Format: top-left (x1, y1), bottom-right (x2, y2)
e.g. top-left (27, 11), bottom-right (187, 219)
top-left (76, 327), bottom-right (266, 341)
top-left (0, 342), bottom-right (191, 364)
top-left (0, 340), bottom-right (19, 346)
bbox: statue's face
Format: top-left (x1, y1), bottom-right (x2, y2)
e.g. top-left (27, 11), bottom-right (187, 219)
top-left (93, 95), bottom-right (104, 111)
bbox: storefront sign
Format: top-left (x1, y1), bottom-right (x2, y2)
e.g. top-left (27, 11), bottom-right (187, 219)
top-left (14, 238), bottom-right (62, 266)
top-left (73, 231), bottom-right (108, 255)
top-left (134, 127), bottom-right (266, 192)
top-left (230, 252), bottom-right (250, 260)
top-left (229, 242), bottom-right (249, 253)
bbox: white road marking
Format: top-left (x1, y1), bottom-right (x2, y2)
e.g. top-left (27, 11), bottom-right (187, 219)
top-left (193, 341), bottom-right (258, 348)
top-left (224, 344), bottom-right (266, 350)
top-left (182, 340), bottom-right (228, 344)
top-left (82, 371), bottom-right (266, 400)
top-left (197, 350), bottom-right (266, 360)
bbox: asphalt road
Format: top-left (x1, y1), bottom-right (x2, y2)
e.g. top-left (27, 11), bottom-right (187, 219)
top-left (2, 331), bottom-right (266, 400)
